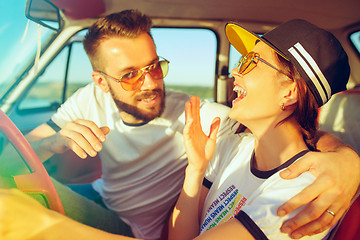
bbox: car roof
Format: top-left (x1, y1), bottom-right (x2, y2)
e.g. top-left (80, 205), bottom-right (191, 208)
top-left (51, 0), bottom-right (360, 31)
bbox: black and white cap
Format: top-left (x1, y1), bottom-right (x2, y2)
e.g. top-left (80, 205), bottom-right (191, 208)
top-left (226, 19), bottom-right (350, 107)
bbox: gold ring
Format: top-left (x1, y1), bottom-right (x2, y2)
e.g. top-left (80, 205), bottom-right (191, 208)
top-left (326, 210), bottom-right (335, 217)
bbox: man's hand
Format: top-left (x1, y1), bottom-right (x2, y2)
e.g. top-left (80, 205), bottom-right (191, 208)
top-left (40, 120), bottom-right (110, 159)
top-left (277, 148), bottom-right (360, 239)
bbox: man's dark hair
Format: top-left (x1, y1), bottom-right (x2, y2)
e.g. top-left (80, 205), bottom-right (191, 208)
top-left (83, 9), bottom-right (153, 70)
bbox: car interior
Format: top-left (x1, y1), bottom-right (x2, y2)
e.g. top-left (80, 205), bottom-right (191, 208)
top-left (0, 0), bottom-right (359, 239)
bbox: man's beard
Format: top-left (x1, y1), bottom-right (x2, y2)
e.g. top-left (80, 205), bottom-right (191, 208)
top-left (110, 88), bottom-right (166, 123)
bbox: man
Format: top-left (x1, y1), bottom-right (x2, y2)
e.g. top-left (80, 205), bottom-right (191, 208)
top-left (20, 10), bottom-right (360, 240)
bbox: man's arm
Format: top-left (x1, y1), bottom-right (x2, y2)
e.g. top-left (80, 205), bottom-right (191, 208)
top-left (26, 120), bottom-right (109, 163)
top-left (278, 131), bottom-right (360, 238)
top-left (25, 123), bottom-right (61, 162)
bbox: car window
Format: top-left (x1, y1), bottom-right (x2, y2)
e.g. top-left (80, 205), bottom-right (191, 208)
top-left (152, 28), bottom-right (217, 100)
top-left (229, 45), bottom-right (241, 76)
top-left (16, 27), bottom-right (217, 114)
top-left (0, 0), bottom-right (57, 99)
top-left (66, 42), bottom-right (94, 98)
top-left (18, 47), bottom-right (68, 111)
top-left (18, 41), bottom-right (93, 112)
top-left (350, 30), bottom-right (360, 56)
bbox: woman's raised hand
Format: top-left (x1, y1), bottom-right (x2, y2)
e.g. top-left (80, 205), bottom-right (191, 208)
top-left (183, 96), bottom-right (220, 173)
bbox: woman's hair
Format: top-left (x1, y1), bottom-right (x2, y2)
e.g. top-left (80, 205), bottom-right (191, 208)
top-left (83, 9), bottom-right (153, 70)
top-left (277, 55), bottom-right (319, 150)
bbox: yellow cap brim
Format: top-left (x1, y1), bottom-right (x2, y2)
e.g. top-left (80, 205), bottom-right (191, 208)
top-left (225, 23), bottom-right (289, 60)
top-left (225, 23), bottom-right (260, 55)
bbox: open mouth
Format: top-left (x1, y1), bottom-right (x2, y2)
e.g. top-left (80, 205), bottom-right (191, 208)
top-left (139, 94), bottom-right (157, 102)
top-left (232, 85), bottom-right (247, 104)
top-left (136, 91), bottom-right (163, 107)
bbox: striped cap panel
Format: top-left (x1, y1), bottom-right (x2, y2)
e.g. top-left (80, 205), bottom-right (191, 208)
top-left (288, 42), bottom-right (332, 104)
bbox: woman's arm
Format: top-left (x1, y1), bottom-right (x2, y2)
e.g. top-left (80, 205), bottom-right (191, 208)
top-left (169, 170), bottom-right (209, 240)
top-left (168, 96), bottom-right (220, 240)
top-left (195, 218), bottom-right (255, 240)
top-left (278, 131), bottom-right (360, 238)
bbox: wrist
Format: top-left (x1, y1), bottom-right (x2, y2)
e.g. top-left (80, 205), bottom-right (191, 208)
top-left (31, 138), bottom-right (56, 162)
top-left (184, 166), bottom-right (205, 197)
top-left (185, 164), bottom-right (206, 177)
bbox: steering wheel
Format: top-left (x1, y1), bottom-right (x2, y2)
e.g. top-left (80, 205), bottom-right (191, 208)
top-left (0, 110), bottom-right (65, 215)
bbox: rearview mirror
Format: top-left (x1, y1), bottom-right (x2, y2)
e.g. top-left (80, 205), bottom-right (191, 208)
top-left (25, 0), bottom-right (62, 31)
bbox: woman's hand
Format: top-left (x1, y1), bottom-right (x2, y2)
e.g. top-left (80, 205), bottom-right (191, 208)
top-left (183, 96), bottom-right (221, 173)
top-left (169, 96), bottom-right (221, 240)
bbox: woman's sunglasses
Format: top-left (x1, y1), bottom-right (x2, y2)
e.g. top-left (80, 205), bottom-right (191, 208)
top-left (237, 52), bottom-right (288, 76)
top-left (99, 58), bottom-right (169, 91)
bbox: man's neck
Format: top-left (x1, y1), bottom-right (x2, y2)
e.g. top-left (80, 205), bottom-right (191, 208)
top-left (120, 112), bottom-right (145, 125)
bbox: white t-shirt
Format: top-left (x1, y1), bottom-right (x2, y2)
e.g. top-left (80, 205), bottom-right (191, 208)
top-left (51, 83), bottom-right (237, 239)
top-left (201, 133), bottom-right (330, 239)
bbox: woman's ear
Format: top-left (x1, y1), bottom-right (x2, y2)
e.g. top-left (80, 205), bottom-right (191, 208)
top-left (92, 72), bottom-right (110, 92)
top-left (282, 81), bottom-right (298, 107)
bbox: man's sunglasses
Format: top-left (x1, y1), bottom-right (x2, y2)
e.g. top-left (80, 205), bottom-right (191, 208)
top-left (98, 58), bottom-right (169, 91)
top-left (236, 52), bottom-right (288, 77)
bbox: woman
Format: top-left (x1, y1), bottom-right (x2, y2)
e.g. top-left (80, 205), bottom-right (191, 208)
top-left (169, 19), bottom-right (350, 239)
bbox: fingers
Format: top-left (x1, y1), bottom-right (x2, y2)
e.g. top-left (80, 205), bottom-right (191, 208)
top-left (209, 117), bottom-right (220, 140)
top-left (186, 95), bottom-right (200, 121)
top-left (282, 200), bottom-right (346, 239)
top-left (280, 198), bottom-right (331, 238)
top-left (279, 176), bottom-right (348, 238)
top-left (192, 95), bottom-right (200, 122)
top-left (59, 120), bottom-right (109, 159)
top-left (184, 96), bottom-right (200, 131)
top-left (73, 119), bottom-right (107, 142)
top-left (185, 96), bottom-right (199, 116)
top-left (277, 150), bottom-right (359, 237)
top-left (184, 101), bottom-right (192, 125)
top-left (278, 172), bottom-right (339, 216)
top-left (186, 96), bottom-right (220, 140)
top-left (278, 175), bottom-right (331, 216)
top-left (279, 153), bottom-right (313, 179)
top-left (100, 126), bottom-right (110, 135)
